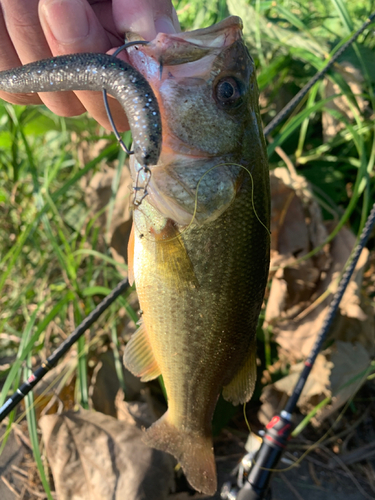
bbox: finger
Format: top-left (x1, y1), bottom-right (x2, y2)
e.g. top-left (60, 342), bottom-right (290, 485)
top-left (112, 0), bottom-right (180, 41)
top-left (2, 0), bottom-right (85, 115)
top-left (40, 0), bottom-right (128, 130)
top-left (0, 4), bottom-right (42, 105)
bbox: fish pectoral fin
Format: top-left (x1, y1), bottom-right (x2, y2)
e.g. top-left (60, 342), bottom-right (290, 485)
top-left (155, 220), bottom-right (199, 289)
top-left (222, 337), bottom-right (257, 405)
top-left (127, 223), bottom-right (135, 286)
top-left (123, 319), bottom-right (161, 382)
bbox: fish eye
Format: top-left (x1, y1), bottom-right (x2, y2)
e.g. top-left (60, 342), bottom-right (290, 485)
top-left (214, 77), bottom-right (242, 107)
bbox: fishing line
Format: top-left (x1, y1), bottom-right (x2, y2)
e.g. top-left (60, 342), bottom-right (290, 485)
top-left (243, 403), bottom-right (251, 434)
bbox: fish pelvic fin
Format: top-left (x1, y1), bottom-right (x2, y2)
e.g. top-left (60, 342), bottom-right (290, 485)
top-left (222, 337), bottom-right (257, 405)
top-left (123, 319), bottom-right (161, 382)
top-left (143, 413), bottom-right (217, 496)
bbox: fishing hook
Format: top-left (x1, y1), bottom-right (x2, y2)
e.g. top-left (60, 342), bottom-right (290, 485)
top-left (102, 39), bottom-right (150, 155)
top-left (102, 40), bottom-right (153, 206)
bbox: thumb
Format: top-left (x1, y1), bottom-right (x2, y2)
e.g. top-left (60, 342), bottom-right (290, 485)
top-left (112, 0), bottom-right (180, 41)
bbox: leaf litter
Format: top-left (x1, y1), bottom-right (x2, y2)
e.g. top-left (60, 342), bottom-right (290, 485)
top-left (260, 168), bottom-right (374, 426)
top-left (39, 408), bottom-right (174, 500)
top-left (2, 160), bottom-right (374, 499)
top-left (28, 163), bottom-right (375, 497)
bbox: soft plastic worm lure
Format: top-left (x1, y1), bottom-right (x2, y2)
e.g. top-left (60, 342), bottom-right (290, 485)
top-left (0, 52), bottom-right (162, 168)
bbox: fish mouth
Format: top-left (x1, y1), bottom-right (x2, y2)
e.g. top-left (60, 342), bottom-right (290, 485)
top-left (126, 16), bottom-right (249, 157)
top-left (126, 16), bottom-right (243, 66)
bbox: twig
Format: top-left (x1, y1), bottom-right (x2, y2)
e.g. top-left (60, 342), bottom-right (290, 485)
top-left (322, 445), bottom-right (374, 500)
top-left (308, 461), bottom-right (321, 487)
top-left (329, 440), bottom-right (375, 467)
top-left (274, 146), bottom-right (298, 177)
top-left (11, 464), bottom-right (28, 478)
top-left (1, 474), bottom-right (20, 497)
top-left (280, 473), bottom-right (305, 500)
top-left (12, 425), bottom-right (32, 450)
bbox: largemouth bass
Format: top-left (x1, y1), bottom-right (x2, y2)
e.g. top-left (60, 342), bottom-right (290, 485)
top-left (0, 14), bottom-right (269, 495)
top-left (124, 16), bottom-right (270, 495)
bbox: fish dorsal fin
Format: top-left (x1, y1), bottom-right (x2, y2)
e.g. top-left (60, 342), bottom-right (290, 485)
top-left (127, 224), bottom-right (135, 286)
top-left (222, 337), bottom-right (257, 405)
top-left (123, 318), bottom-right (161, 382)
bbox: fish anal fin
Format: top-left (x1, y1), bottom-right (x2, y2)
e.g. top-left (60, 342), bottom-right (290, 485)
top-left (144, 412), bottom-right (216, 495)
top-left (123, 319), bottom-right (161, 382)
top-left (222, 338), bottom-right (257, 405)
top-left (127, 224), bottom-right (135, 286)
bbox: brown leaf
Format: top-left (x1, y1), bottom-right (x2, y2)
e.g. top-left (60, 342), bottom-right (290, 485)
top-left (258, 341), bottom-right (371, 427)
top-left (89, 350), bottom-right (144, 417)
top-left (84, 165), bottom-right (133, 275)
top-left (115, 390), bottom-right (157, 428)
top-left (40, 409), bottom-right (174, 500)
top-left (266, 169), bottom-right (330, 330)
top-left (260, 169), bottom-right (373, 426)
top-left (266, 170), bottom-right (371, 361)
top-left (271, 225), bottom-right (371, 360)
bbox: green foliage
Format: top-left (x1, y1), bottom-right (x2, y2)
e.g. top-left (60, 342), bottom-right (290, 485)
top-left (1, 0), bottom-right (374, 493)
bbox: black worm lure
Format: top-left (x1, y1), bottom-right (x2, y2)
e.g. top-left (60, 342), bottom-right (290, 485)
top-left (0, 53), bottom-right (162, 167)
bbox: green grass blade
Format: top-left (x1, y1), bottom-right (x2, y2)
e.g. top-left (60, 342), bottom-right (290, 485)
top-left (24, 365), bottom-right (54, 499)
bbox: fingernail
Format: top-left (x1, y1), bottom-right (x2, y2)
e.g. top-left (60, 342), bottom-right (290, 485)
top-left (155, 16), bottom-right (177, 35)
top-left (41, 0), bottom-right (89, 43)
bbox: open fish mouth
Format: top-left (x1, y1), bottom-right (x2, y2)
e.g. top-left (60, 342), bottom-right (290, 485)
top-left (126, 16), bottom-right (246, 83)
top-left (127, 16), bottom-right (243, 63)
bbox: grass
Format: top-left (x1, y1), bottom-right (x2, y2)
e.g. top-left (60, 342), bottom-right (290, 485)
top-left (0, 0), bottom-right (374, 495)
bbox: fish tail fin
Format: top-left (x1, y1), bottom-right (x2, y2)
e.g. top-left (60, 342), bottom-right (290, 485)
top-left (143, 413), bottom-right (217, 495)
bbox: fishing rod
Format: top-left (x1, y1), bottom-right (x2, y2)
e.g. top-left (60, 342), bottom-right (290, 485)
top-left (221, 201), bottom-right (375, 500)
top-left (0, 12), bottom-right (373, 499)
top-left (0, 278), bottom-right (129, 421)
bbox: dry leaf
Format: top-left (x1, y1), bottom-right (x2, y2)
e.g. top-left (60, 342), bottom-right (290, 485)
top-left (89, 350), bottom-right (144, 417)
top-left (270, 225), bottom-right (371, 359)
top-left (115, 390), bottom-right (157, 428)
top-left (40, 409), bottom-right (174, 500)
top-left (84, 165), bottom-right (133, 274)
top-left (260, 169), bottom-right (373, 426)
top-left (259, 341), bottom-right (371, 427)
top-left (266, 169), bottom-right (330, 329)
top-left (266, 169), bottom-right (371, 361)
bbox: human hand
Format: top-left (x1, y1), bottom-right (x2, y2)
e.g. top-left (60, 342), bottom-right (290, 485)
top-left (0, 0), bottom-right (179, 130)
